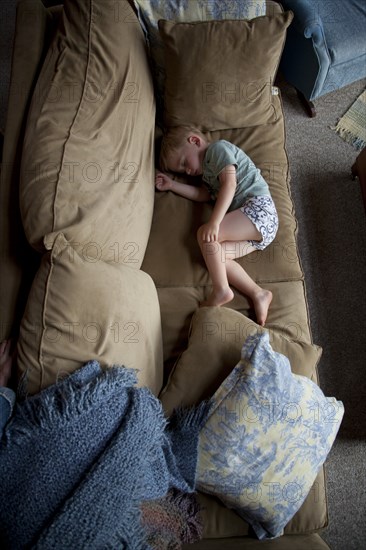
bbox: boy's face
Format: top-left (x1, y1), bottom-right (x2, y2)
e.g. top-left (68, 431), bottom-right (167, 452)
top-left (167, 135), bottom-right (206, 176)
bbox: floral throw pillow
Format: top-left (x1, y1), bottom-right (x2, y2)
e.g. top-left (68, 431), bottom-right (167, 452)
top-left (197, 332), bottom-right (344, 540)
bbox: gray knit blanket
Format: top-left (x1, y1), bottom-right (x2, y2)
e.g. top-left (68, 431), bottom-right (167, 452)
top-left (0, 361), bottom-right (210, 549)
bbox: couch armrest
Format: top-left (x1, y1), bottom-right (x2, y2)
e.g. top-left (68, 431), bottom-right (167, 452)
top-left (0, 0), bottom-right (54, 340)
top-left (279, 0), bottom-right (324, 40)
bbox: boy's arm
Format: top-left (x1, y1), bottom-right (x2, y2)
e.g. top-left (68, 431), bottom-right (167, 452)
top-left (200, 165), bottom-right (237, 242)
top-left (170, 180), bottom-right (211, 202)
top-left (156, 171), bottom-right (211, 202)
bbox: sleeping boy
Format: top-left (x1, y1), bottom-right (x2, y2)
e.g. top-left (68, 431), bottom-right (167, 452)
top-left (155, 126), bottom-right (278, 326)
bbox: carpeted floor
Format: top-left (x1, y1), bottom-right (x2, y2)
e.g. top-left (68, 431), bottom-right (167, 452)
top-left (279, 76), bottom-right (366, 550)
top-left (1, 2), bottom-right (366, 549)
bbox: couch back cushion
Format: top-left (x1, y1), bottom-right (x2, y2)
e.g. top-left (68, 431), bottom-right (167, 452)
top-left (19, 0), bottom-right (155, 267)
top-left (17, 233), bottom-right (163, 396)
top-left (159, 12), bottom-right (293, 131)
top-left (132, 0), bottom-right (267, 126)
top-left (159, 307), bottom-right (322, 416)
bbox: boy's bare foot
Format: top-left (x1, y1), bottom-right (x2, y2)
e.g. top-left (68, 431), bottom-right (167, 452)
top-left (0, 340), bottom-right (13, 387)
top-left (252, 289), bottom-right (273, 326)
top-left (200, 287), bottom-right (234, 307)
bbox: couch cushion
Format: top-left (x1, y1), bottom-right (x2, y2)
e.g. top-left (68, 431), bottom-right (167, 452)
top-left (182, 533), bottom-right (331, 549)
top-left (17, 233), bottom-right (163, 396)
top-left (158, 12), bottom-right (293, 131)
top-left (159, 307), bottom-right (321, 417)
top-left (196, 469), bottom-right (329, 540)
top-left (19, 0), bottom-right (155, 267)
top-left (132, 0), bottom-right (267, 126)
top-left (156, 279), bottom-right (314, 379)
top-left (143, 115), bottom-right (303, 287)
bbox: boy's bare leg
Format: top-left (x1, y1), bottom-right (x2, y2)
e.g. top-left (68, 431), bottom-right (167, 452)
top-left (225, 258), bottom-right (272, 326)
top-left (198, 209), bottom-right (273, 324)
top-left (0, 340), bottom-right (13, 387)
top-left (199, 239), bottom-right (234, 307)
top-left (200, 245), bottom-right (272, 324)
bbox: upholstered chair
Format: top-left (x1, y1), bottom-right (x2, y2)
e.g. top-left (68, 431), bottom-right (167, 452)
top-left (279, 0), bottom-right (366, 116)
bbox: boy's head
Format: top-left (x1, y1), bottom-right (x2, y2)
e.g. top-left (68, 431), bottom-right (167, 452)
top-left (159, 126), bottom-right (208, 176)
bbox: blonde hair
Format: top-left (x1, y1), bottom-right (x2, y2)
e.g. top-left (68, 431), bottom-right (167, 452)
top-left (159, 125), bottom-right (207, 172)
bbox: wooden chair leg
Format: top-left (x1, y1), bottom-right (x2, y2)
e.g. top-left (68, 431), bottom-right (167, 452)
top-left (296, 88), bottom-right (316, 117)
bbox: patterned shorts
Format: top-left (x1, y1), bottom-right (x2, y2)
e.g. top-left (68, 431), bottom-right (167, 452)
top-left (240, 195), bottom-right (279, 250)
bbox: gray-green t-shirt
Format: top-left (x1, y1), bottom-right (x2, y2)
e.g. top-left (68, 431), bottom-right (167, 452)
top-left (202, 140), bottom-right (270, 211)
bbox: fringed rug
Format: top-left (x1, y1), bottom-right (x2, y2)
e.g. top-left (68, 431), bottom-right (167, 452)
top-left (334, 89), bottom-right (366, 150)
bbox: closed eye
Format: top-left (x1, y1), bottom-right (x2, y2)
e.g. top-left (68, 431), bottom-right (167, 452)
top-left (178, 158), bottom-right (186, 173)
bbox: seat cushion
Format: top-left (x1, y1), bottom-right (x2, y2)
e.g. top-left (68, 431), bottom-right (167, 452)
top-left (156, 279), bottom-right (315, 381)
top-left (143, 110), bottom-right (303, 287)
top-left (182, 533), bottom-right (330, 549)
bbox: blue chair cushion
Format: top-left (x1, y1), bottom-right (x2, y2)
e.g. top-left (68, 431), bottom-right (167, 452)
top-left (322, 0), bottom-right (366, 66)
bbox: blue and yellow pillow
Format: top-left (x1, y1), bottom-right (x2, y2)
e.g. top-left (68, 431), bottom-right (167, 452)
top-left (197, 332), bottom-right (344, 540)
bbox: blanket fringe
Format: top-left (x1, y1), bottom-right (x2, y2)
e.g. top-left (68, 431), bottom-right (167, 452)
top-left (141, 489), bottom-right (204, 549)
top-left (334, 126), bottom-right (366, 151)
top-left (169, 400), bottom-right (212, 432)
top-left (4, 362), bottom-right (139, 443)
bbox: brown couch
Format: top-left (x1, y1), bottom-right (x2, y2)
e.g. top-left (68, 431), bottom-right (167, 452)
top-left (0, 0), bottom-right (331, 547)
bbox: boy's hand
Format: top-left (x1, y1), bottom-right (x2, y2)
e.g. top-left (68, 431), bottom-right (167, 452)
top-left (155, 171), bottom-right (173, 191)
top-left (200, 220), bottom-right (220, 243)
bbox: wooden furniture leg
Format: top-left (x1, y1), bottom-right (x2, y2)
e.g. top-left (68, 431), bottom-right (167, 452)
top-left (296, 88), bottom-right (316, 117)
